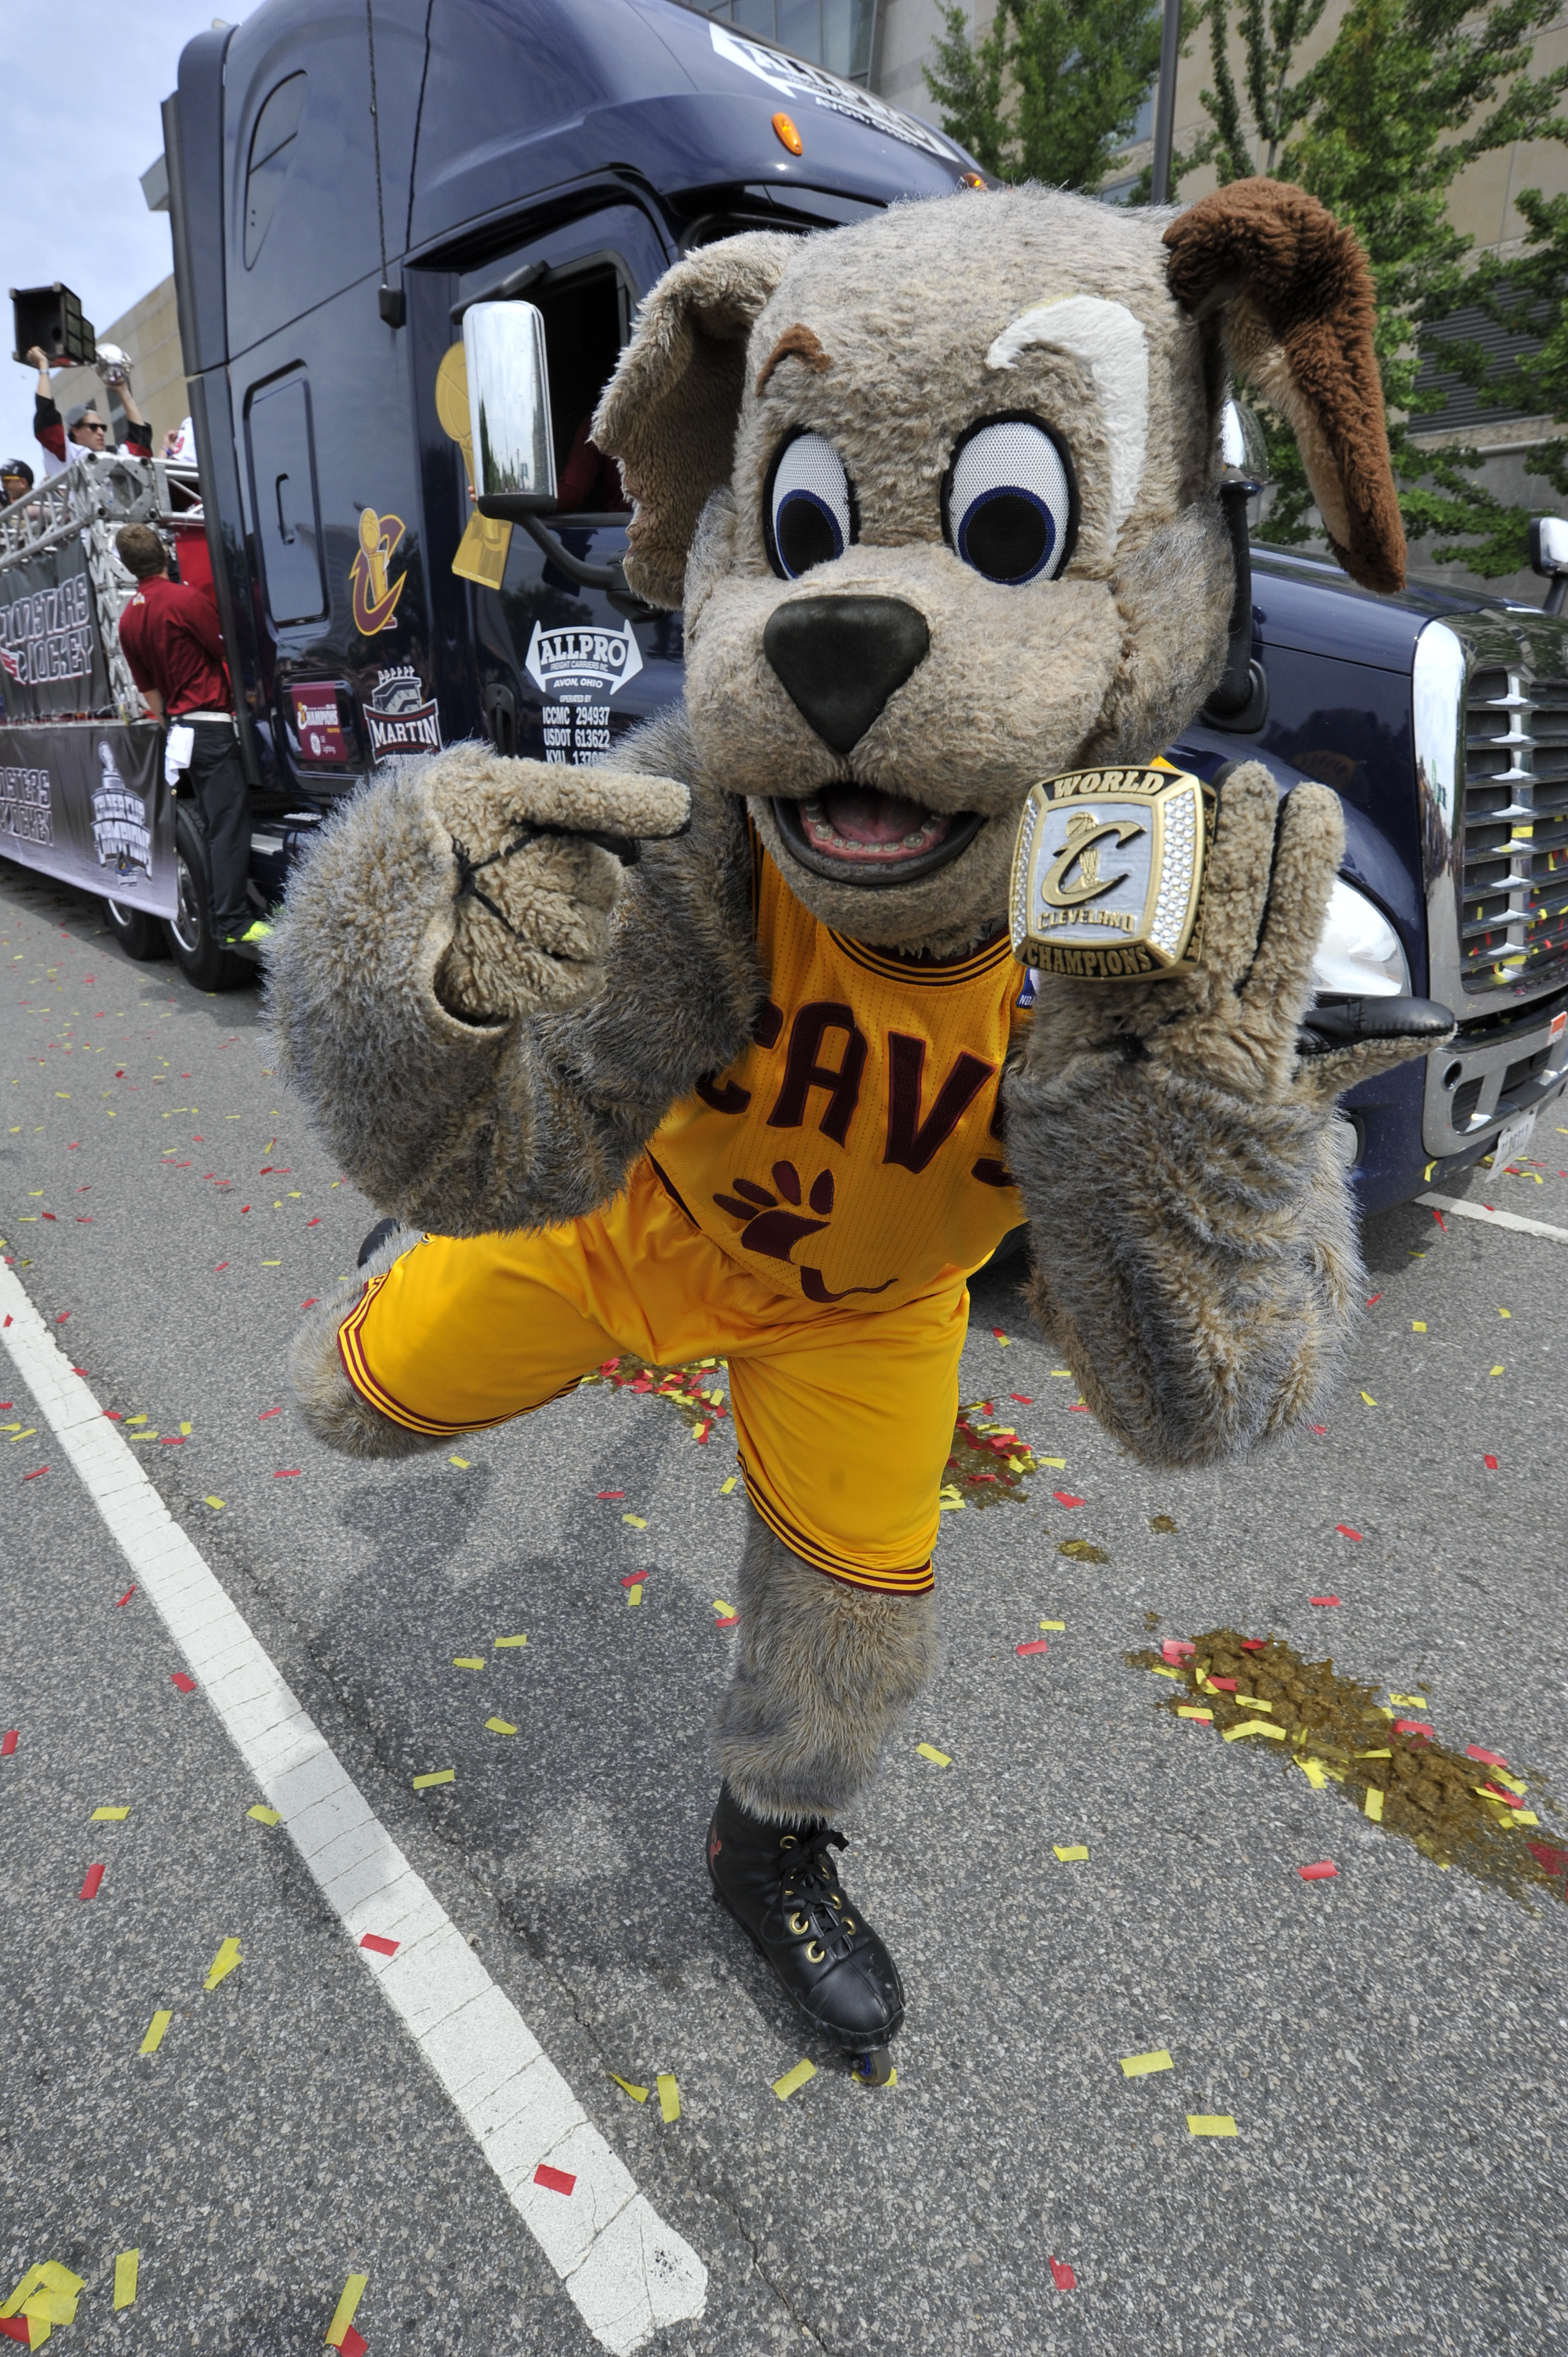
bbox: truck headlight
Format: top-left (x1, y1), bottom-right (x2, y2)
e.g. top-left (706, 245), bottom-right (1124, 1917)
top-left (1309, 878), bottom-right (1411, 997)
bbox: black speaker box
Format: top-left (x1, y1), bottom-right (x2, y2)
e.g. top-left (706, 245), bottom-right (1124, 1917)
top-left (11, 284), bottom-right (96, 368)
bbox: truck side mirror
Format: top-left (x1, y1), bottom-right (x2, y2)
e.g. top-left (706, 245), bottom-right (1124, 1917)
top-left (463, 301), bottom-right (558, 521)
top-left (1530, 515), bottom-right (1568, 614)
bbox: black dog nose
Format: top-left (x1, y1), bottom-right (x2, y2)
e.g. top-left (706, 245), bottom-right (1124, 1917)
top-left (763, 595), bottom-right (930, 755)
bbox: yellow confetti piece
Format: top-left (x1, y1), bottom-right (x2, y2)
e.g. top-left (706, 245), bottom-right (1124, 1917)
top-left (1223, 1720), bottom-right (1286, 1741)
top-left (92, 1805), bottom-right (130, 1821)
top-left (1498, 1306), bottom-right (1511, 1318)
top-left (720, 1475), bottom-right (737, 1494)
top-left (204, 1937), bottom-right (242, 1990)
top-left (112, 2250), bottom-right (138, 2311)
top-left (1364, 1786), bottom-right (1384, 1822)
top-left (205, 1496), bottom-right (225, 1510)
top-left (485, 1717), bottom-right (518, 1736)
top-left (1120, 2050), bottom-right (1173, 2078)
top-left (1176, 1706), bottom-right (1213, 1722)
top-left (1412, 1320), bottom-right (1427, 1332)
top-left (448, 1455), bottom-right (471, 1469)
top-left (493, 1633), bottom-right (527, 1648)
top-left (179, 1421), bottom-right (192, 1435)
top-left (1187, 2114), bottom-right (1237, 2137)
top-left (1150, 1665), bottom-right (1180, 1680)
top-left (139, 2010), bottom-right (173, 2055)
top-left (626, 1584), bottom-right (643, 1607)
top-left (1039, 1455), bottom-right (1067, 1467)
top-left (0, 2270), bottom-right (48, 2323)
top-left (261, 1259), bottom-right (282, 1267)
top-left (1387, 1693), bottom-right (1428, 1709)
top-left (412, 1769), bottom-right (455, 1790)
top-left (608, 2073), bottom-right (648, 2102)
top-left (1235, 1695), bottom-right (1273, 1712)
top-left (1053, 1844), bottom-right (1089, 1862)
top-left (622, 1513), bottom-right (647, 1529)
top-left (452, 1656), bottom-right (483, 1670)
top-left (1296, 1756), bottom-right (1329, 1788)
top-left (248, 1804), bottom-right (281, 1825)
top-left (1360, 1392), bottom-right (1377, 1406)
top-left (1355, 1748), bottom-right (1392, 1760)
top-left (657, 2072), bottom-right (681, 2122)
top-left (325, 2272), bottom-right (369, 2349)
top-left (772, 2058), bottom-right (817, 2101)
top-left (1515, 1809), bottom-right (1541, 1826)
top-left (1040, 1619), bottom-right (1065, 1630)
top-left (713, 1598), bottom-right (736, 1617)
top-left (1488, 1767), bottom-right (1527, 1795)
top-left (916, 1743), bottom-right (951, 1766)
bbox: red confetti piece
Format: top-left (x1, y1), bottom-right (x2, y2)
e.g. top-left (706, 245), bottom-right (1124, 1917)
top-left (171, 1672), bottom-right (197, 1694)
top-left (715, 1615), bottom-right (737, 1629)
top-left (1053, 1490), bottom-right (1085, 1508)
top-left (1365, 1293), bottom-right (1382, 1305)
top-left (214, 1260), bottom-right (229, 1272)
top-left (41, 1211), bottom-right (56, 1221)
top-left (1483, 1454), bottom-right (1498, 1470)
top-left (1015, 1638), bottom-right (1050, 1656)
top-left (339, 2328), bottom-right (368, 2357)
top-left (1467, 1745), bottom-right (1509, 1768)
top-left (1309, 1424), bottom-right (1325, 1436)
top-left (116, 1586), bottom-right (136, 1605)
top-left (1049, 2257), bottom-right (1076, 2291)
top-left (301, 1298), bottom-right (317, 1308)
top-left (259, 1407), bottom-right (281, 1419)
top-left (991, 1326), bottom-right (1008, 1341)
top-left (1, 1732), bottom-right (17, 1757)
top-left (1208, 1676), bottom-right (1238, 1691)
top-left (1334, 1525), bottom-right (1363, 1541)
top-left (55, 1309), bottom-right (68, 1321)
top-left (620, 1571), bottom-right (647, 1587)
top-left (275, 1469), bottom-right (301, 1478)
top-left (1484, 1783), bottom-right (1526, 1809)
top-left (534, 2164), bottom-right (576, 2196)
top-left (80, 1863), bottom-right (105, 1900)
top-left (1394, 1719), bottom-right (1432, 1740)
top-left (240, 1206), bottom-right (250, 1213)
top-left (1298, 1861), bottom-right (1338, 1881)
top-left (596, 1490), bottom-right (625, 1499)
top-left (306, 1216), bottom-right (322, 1227)
top-left (1, 2314), bottom-right (33, 2342)
top-left (22, 1466), bottom-right (47, 1481)
top-left (1528, 1841), bottom-right (1568, 1878)
top-left (360, 1933), bottom-right (400, 1957)
top-left (1431, 1208), bottom-right (1446, 1228)
top-left (1162, 1639), bottom-right (1195, 1664)
top-left (161, 1435), bottom-right (184, 1446)
top-left (1309, 1596), bottom-right (1342, 1607)
top-left (70, 1368), bottom-right (87, 1377)
top-left (1240, 1638), bottom-right (1266, 1651)
top-left (1068, 1402), bottom-right (1090, 1412)
top-left (1009, 1393), bottom-right (1033, 1403)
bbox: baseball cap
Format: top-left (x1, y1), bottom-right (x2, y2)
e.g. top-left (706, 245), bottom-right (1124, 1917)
top-left (65, 403), bottom-right (104, 430)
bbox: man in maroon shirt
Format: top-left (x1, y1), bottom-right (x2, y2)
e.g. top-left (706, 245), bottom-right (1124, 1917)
top-left (115, 523), bottom-right (267, 947)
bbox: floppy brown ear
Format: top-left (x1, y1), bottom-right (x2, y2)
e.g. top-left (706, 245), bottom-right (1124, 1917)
top-left (1162, 179), bottom-right (1405, 595)
top-left (592, 233), bottom-right (800, 609)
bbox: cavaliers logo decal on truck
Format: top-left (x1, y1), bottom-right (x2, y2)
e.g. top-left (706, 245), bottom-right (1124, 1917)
top-left (350, 507), bottom-right (408, 636)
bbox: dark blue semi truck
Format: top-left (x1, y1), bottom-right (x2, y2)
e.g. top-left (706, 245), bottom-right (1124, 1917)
top-left (145, 0), bottom-right (1568, 1207)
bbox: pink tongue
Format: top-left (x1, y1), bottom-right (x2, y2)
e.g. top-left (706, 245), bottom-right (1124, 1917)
top-left (821, 786), bottom-right (931, 845)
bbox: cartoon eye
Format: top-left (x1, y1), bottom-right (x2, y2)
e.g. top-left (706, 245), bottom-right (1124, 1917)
top-left (765, 431), bottom-right (855, 580)
top-left (943, 417), bottom-right (1077, 584)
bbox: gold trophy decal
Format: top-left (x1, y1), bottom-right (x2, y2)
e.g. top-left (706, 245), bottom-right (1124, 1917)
top-left (436, 342), bottom-right (514, 592)
top-left (1010, 764), bottom-right (1216, 981)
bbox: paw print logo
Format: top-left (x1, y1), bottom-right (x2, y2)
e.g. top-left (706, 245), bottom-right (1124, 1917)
top-left (713, 1161), bottom-right (834, 1264)
top-left (713, 1164), bottom-right (895, 1304)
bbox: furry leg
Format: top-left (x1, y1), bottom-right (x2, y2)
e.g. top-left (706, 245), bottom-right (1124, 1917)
top-left (287, 1228), bottom-right (451, 1461)
top-left (715, 1507), bottom-right (940, 1821)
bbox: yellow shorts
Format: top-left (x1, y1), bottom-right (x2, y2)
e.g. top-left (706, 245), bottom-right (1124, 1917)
top-left (337, 1156), bottom-right (970, 1594)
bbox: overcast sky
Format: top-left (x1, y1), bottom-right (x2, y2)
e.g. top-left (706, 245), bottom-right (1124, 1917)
top-left (1, 0), bottom-right (240, 464)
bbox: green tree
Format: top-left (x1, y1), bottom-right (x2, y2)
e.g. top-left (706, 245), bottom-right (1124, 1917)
top-left (1192, 0), bottom-right (1568, 574)
top-left (924, 0), bottom-right (1165, 194)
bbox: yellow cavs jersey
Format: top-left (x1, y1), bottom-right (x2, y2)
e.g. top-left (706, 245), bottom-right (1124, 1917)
top-left (648, 838), bottom-right (1031, 1311)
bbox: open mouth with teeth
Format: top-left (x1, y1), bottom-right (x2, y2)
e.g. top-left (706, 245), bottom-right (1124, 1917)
top-left (772, 785), bottom-right (985, 888)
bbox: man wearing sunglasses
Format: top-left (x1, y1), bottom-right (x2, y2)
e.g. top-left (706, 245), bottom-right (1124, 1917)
top-left (27, 346), bottom-right (152, 477)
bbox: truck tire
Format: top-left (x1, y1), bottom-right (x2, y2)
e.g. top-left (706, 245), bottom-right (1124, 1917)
top-left (162, 805), bottom-right (252, 992)
top-left (102, 896), bottom-right (169, 962)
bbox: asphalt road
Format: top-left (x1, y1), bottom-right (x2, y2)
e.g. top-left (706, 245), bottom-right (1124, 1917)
top-left (3, 851), bottom-right (1566, 2357)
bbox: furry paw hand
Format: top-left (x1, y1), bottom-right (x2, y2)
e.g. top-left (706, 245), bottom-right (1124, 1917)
top-left (1024, 763), bottom-right (1452, 1105)
top-left (426, 749), bottom-right (690, 1022)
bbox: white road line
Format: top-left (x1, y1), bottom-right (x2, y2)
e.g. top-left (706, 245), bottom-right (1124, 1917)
top-left (1419, 1191), bottom-right (1568, 1246)
top-left (0, 1263), bottom-right (706, 2354)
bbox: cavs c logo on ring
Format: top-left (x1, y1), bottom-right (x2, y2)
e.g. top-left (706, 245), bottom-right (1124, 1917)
top-left (351, 507), bottom-right (408, 636)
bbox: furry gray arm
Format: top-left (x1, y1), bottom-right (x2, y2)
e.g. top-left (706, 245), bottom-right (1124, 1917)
top-left (266, 708), bottom-right (761, 1237)
top-left (1005, 765), bottom-right (1431, 1467)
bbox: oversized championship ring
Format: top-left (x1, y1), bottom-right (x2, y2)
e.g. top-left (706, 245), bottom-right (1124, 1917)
top-left (1008, 764), bottom-right (1217, 981)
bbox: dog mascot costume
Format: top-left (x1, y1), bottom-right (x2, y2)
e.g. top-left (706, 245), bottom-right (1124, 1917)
top-left (271, 178), bottom-right (1452, 2083)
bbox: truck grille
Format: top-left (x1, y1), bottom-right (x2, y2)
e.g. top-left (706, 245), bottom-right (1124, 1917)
top-left (1459, 666), bottom-right (1568, 987)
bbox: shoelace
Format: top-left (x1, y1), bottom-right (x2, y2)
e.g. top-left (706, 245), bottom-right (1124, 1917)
top-left (779, 1828), bottom-right (857, 1959)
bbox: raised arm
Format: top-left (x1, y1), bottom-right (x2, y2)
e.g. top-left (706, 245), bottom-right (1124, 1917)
top-left (1005, 768), bottom-right (1451, 1468)
top-left (267, 708), bottom-right (762, 1237)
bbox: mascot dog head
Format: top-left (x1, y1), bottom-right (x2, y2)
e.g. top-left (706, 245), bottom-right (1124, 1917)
top-left (595, 178), bottom-right (1404, 960)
